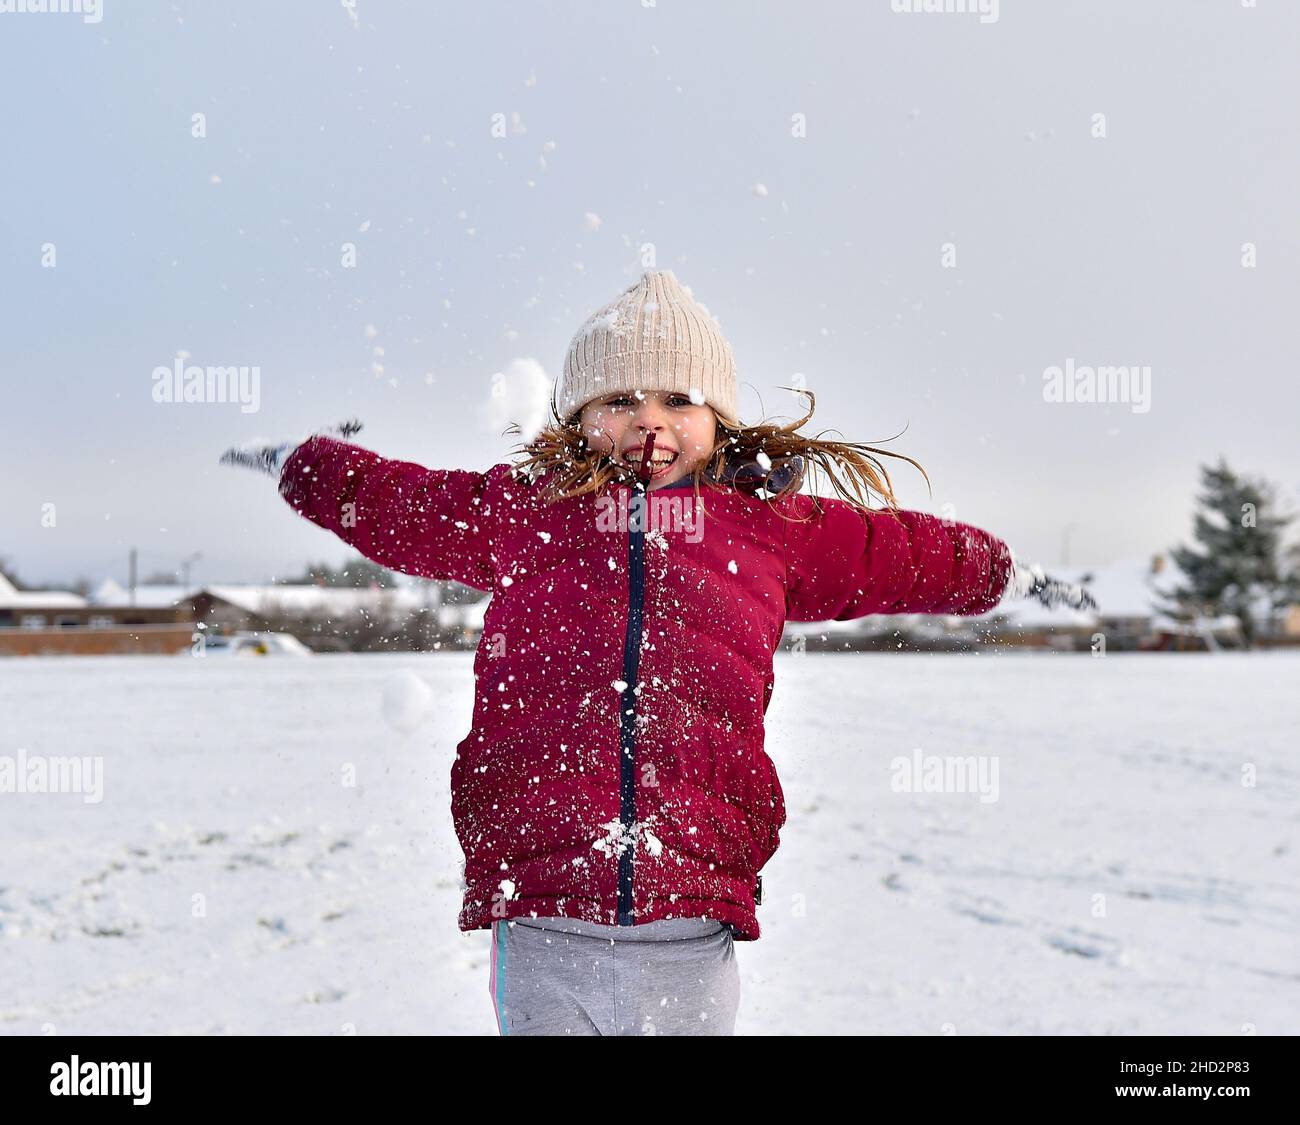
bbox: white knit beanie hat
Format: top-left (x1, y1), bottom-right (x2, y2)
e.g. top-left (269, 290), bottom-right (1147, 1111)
top-left (557, 269), bottom-right (740, 427)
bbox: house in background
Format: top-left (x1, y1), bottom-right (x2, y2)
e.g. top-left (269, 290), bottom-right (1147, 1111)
top-left (0, 572), bottom-right (88, 630)
top-left (0, 574), bottom-right (193, 655)
top-left (8, 553), bottom-right (1293, 656)
top-left (2, 572), bottom-right (488, 656)
top-left (89, 578), bottom-right (194, 615)
top-left (978, 556), bottom-right (1184, 651)
top-left (778, 554), bottom-right (1297, 652)
top-left (964, 553), bottom-right (1300, 650)
top-left (185, 583), bottom-right (444, 652)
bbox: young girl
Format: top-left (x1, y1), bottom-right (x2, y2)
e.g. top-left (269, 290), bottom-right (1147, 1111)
top-left (222, 269), bottom-right (1092, 1036)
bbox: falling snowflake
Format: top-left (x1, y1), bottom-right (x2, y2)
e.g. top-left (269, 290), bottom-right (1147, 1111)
top-left (592, 819), bottom-right (630, 859)
top-left (591, 817), bottom-right (661, 860)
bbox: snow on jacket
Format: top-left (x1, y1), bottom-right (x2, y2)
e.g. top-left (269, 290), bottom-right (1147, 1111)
top-left (278, 436), bottom-right (1013, 940)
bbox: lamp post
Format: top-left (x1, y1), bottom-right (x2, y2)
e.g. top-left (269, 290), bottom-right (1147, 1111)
top-left (1061, 523), bottom-right (1076, 569)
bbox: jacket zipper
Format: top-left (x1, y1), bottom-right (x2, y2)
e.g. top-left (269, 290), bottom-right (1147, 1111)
top-left (617, 479), bottom-right (648, 926)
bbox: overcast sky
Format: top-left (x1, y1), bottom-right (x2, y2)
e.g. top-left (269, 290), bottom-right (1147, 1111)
top-left (2, 0), bottom-right (1296, 588)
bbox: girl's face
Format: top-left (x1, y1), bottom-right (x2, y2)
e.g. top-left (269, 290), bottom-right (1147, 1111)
top-left (578, 390), bottom-right (718, 489)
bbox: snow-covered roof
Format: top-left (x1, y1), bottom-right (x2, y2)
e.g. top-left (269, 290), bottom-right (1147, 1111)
top-left (1061, 558), bottom-right (1184, 619)
top-left (201, 584), bottom-right (430, 617)
top-left (0, 573), bottom-right (87, 610)
top-left (89, 578), bottom-right (196, 608)
top-left (978, 556), bottom-right (1188, 628)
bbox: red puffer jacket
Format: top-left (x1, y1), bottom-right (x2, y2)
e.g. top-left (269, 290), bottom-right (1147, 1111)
top-left (278, 436), bottom-right (1013, 940)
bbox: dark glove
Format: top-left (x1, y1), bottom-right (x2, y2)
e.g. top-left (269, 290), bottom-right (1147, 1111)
top-left (1005, 552), bottom-right (1098, 612)
top-left (219, 419), bottom-right (364, 477)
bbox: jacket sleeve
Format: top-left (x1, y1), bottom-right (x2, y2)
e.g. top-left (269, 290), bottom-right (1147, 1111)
top-left (780, 494), bottom-right (1013, 622)
top-left (277, 435), bottom-right (498, 591)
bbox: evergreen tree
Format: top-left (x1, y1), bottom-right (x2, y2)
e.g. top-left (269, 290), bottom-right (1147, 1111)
top-left (0, 557), bottom-right (22, 588)
top-left (1161, 458), bottom-right (1295, 648)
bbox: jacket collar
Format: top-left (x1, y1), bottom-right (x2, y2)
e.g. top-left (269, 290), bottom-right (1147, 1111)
top-left (529, 454), bottom-right (805, 495)
top-left (653, 453), bottom-right (805, 493)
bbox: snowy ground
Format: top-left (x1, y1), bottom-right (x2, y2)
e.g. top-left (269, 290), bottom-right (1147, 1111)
top-left (1, 651), bottom-right (1297, 1036)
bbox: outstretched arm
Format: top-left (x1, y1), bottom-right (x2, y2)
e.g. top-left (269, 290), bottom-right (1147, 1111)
top-left (221, 422), bottom-right (498, 591)
top-left (781, 495), bottom-right (1094, 622)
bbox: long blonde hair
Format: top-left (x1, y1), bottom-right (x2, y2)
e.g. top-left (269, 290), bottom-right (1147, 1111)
top-left (504, 386), bottom-right (930, 522)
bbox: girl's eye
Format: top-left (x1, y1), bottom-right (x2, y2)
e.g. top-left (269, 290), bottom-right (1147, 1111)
top-left (601, 394), bottom-right (692, 408)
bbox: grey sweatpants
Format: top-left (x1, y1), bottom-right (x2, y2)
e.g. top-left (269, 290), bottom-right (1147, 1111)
top-left (488, 916), bottom-right (741, 1036)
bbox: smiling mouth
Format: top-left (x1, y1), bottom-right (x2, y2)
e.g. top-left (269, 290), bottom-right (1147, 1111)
top-left (621, 447), bottom-right (678, 475)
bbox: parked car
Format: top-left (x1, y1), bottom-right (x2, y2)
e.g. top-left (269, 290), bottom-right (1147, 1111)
top-left (192, 631), bottom-right (313, 657)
